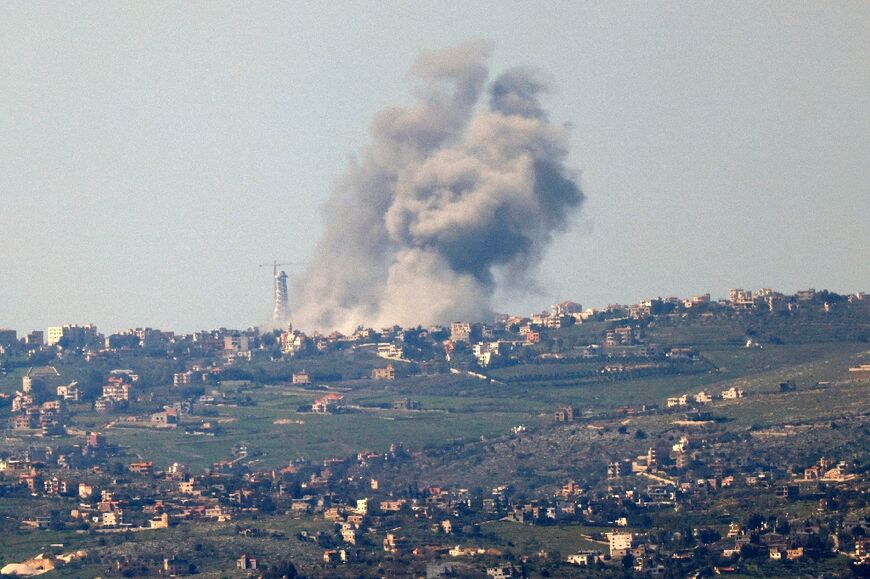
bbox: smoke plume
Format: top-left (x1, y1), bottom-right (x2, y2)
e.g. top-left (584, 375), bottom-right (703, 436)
top-left (294, 42), bottom-right (584, 332)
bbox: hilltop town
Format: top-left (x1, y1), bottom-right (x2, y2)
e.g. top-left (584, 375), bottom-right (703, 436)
top-left (0, 287), bottom-right (868, 577)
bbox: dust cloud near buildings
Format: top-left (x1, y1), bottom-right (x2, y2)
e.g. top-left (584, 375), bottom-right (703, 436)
top-left (294, 42), bottom-right (585, 333)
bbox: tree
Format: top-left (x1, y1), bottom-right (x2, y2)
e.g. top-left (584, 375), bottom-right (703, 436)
top-left (698, 528), bottom-right (721, 544)
top-left (262, 560), bottom-right (297, 578)
top-left (259, 496), bottom-right (276, 514)
top-left (746, 513), bottom-right (765, 531)
top-left (180, 385), bottom-right (205, 399)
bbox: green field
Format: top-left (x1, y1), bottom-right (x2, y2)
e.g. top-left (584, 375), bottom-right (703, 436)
top-left (14, 339), bottom-right (860, 471)
top-left (480, 520), bottom-right (608, 556)
top-left (0, 504), bottom-right (333, 576)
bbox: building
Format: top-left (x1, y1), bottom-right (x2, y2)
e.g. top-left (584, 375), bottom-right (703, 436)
top-left (544, 315), bottom-right (573, 329)
top-left (384, 533), bottom-right (408, 553)
top-left (554, 406), bottom-right (576, 422)
top-left (450, 322), bottom-right (472, 342)
top-left (775, 485), bottom-right (799, 501)
top-left (292, 370), bottom-right (311, 385)
top-left (129, 461), bottom-right (154, 475)
top-left (607, 461), bottom-right (622, 479)
top-left (223, 335), bottom-right (250, 353)
top-left (666, 395), bottom-right (688, 408)
top-left (101, 511), bottom-right (123, 527)
top-left (22, 331), bottom-right (44, 346)
top-left (567, 551), bottom-right (603, 566)
top-left (377, 343), bottom-right (404, 359)
top-left (551, 301), bottom-right (582, 316)
top-left (486, 565), bottom-right (517, 578)
top-left (280, 331), bottom-right (309, 355)
top-left (56, 382), bottom-right (81, 402)
top-left (237, 554), bottom-right (257, 570)
top-left (102, 381), bottom-right (130, 401)
top-left (371, 364), bottom-right (396, 381)
top-left (684, 294), bottom-right (711, 308)
top-left (46, 326), bottom-right (64, 346)
top-left (341, 526), bottom-right (358, 544)
top-left (694, 391), bottom-right (713, 404)
top-left (312, 393), bottom-right (344, 414)
top-left (94, 397), bottom-right (120, 413)
top-left (607, 532), bottom-right (633, 558)
top-left (606, 326), bottom-right (637, 347)
top-left (87, 432), bottom-right (106, 448)
top-left (173, 371), bottom-right (194, 386)
top-left (151, 408), bottom-right (179, 426)
top-left (354, 498), bottom-right (368, 515)
top-left (46, 324), bottom-right (99, 347)
top-left (104, 333), bottom-right (140, 350)
top-left (721, 387), bottom-right (744, 400)
top-left (150, 513), bottom-right (170, 529)
top-left (729, 288), bottom-right (755, 307)
top-left (726, 522), bottom-right (741, 538)
top-left (392, 398), bottom-right (421, 411)
top-left (0, 329), bottom-right (17, 346)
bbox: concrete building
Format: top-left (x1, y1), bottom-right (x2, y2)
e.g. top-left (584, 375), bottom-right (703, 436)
top-left (292, 370), bottom-right (311, 385)
top-left (312, 393), bottom-right (344, 414)
top-left (607, 532), bottom-right (633, 557)
top-left (0, 329), bottom-right (17, 346)
top-left (371, 364), bottom-right (396, 381)
top-left (46, 324), bottom-right (99, 347)
top-left (721, 387), bottom-right (744, 400)
top-left (223, 335), bottom-right (250, 353)
top-left (22, 331), bottom-right (44, 346)
top-left (56, 382), bottom-right (81, 402)
top-left (450, 322), bottom-right (473, 342)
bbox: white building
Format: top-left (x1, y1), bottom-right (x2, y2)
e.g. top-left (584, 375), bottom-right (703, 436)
top-left (721, 387), bottom-right (744, 400)
top-left (567, 551), bottom-right (601, 566)
top-left (666, 394), bottom-right (688, 408)
top-left (57, 382), bottom-right (81, 401)
top-left (694, 391), bottom-right (713, 404)
top-left (376, 343), bottom-right (404, 360)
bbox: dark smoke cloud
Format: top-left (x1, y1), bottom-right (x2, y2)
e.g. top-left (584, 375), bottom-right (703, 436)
top-left (294, 42), bottom-right (584, 332)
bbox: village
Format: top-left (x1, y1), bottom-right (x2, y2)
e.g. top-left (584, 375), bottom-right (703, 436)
top-left (0, 287), bottom-right (868, 576)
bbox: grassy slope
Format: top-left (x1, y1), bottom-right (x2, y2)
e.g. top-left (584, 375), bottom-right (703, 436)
top-left (28, 339), bottom-right (867, 470)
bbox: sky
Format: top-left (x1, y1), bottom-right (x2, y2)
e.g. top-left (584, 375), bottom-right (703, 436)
top-left (1, 1), bottom-right (868, 334)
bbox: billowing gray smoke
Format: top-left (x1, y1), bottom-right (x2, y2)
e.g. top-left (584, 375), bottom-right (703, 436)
top-left (294, 42), bottom-right (584, 332)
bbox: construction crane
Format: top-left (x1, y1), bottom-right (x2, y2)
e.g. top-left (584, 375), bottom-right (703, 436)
top-left (259, 261), bottom-right (296, 324)
top-left (258, 261), bottom-right (295, 277)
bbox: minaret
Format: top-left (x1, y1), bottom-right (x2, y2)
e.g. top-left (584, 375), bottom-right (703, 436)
top-left (273, 263), bottom-right (289, 325)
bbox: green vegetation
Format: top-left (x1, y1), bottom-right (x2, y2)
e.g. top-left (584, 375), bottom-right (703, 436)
top-left (481, 520), bottom-right (607, 555)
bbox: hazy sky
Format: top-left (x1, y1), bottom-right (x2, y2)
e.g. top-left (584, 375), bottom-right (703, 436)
top-left (1, 1), bottom-right (868, 334)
